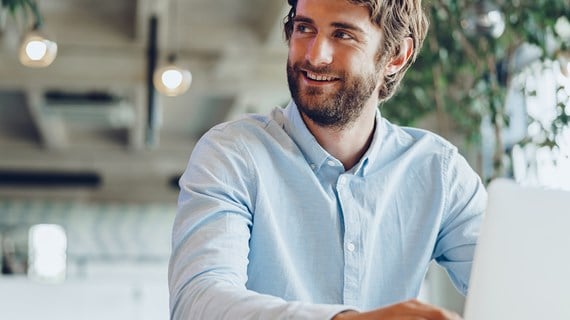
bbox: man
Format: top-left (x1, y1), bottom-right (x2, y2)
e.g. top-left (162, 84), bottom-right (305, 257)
top-left (169, 0), bottom-right (486, 319)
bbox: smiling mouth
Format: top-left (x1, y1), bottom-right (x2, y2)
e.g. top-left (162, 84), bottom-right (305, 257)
top-left (303, 70), bottom-right (340, 82)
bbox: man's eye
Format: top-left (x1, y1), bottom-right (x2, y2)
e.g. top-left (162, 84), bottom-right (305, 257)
top-left (295, 24), bottom-right (311, 33)
top-left (334, 31), bottom-right (353, 40)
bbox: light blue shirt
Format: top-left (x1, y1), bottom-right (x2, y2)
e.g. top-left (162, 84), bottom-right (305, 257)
top-left (169, 101), bottom-right (487, 319)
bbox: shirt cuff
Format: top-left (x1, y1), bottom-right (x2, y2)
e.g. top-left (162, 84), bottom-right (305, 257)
top-left (292, 303), bottom-right (359, 320)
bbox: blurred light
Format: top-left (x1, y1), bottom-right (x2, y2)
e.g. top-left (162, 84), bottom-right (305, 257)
top-left (25, 40), bottom-right (47, 60)
top-left (554, 16), bottom-right (570, 41)
top-left (162, 70), bottom-right (184, 89)
top-left (19, 30), bottom-right (58, 68)
top-left (461, 1), bottom-right (505, 39)
top-left (153, 63), bottom-right (192, 97)
top-left (558, 51), bottom-right (570, 78)
top-left (28, 224), bottom-right (67, 283)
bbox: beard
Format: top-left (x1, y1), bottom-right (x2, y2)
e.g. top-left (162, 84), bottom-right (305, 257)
top-left (286, 58), bottom-right (379, 130)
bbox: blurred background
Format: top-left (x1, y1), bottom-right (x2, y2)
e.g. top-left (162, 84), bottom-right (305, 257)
top-left (0, 0), bottom-right (569, 319)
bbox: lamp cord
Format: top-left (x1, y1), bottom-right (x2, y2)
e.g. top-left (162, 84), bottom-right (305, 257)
top-left (26, 0), bottom-right (42, 29)
top-left (169, 0), bottom-right (180, 61)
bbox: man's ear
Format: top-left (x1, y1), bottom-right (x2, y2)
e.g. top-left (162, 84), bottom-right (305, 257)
top-left (385, 37), bottom-right (414, 76)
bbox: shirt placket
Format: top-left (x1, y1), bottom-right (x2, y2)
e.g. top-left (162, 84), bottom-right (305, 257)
top-left (336, 173), bottom-right (360, 306)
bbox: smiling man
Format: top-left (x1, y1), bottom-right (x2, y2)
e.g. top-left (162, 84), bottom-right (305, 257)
top-left (169, 0), bottom-right (486, 319)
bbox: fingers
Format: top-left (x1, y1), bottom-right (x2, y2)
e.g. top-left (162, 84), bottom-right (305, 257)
top-left (402, 299), bottom-right (462, 320)
top-left (363, 299), bottom-right (463, 320)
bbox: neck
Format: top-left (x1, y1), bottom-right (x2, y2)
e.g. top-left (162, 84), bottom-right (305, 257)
top-left (302, 103), bottom-right (377, 170)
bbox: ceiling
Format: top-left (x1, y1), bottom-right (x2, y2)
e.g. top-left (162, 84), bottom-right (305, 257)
top-left (0, 0), bottom-right (292, 202)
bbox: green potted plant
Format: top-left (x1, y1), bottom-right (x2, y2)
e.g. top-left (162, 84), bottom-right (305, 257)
top-left (382, 0), bottom-right (570, 180)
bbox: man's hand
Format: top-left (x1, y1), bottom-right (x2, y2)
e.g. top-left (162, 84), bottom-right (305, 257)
top-left (333, 299), bottom-right (462, 320)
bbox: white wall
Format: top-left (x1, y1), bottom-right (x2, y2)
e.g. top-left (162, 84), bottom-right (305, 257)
top-left (0, 263), bottom-right (169, 320)
top-left (0, 200), bottom-right (174, 320)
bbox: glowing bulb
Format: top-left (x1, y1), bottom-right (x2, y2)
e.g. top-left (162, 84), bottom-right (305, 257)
top-left (162, 69), bottom-right (184, 89)
top-left (19, 30), bottom-right (58, 68)
top-left (153, 63), bottom-right (192, 96)
top-left (25, 40), bottom-right (48, 61)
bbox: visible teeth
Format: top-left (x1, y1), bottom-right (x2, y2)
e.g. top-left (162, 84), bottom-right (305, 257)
top-left (307, 72), bottom-right (335, 81)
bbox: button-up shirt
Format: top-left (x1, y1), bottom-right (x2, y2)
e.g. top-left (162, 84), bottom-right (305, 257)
top-left (169, 101), bottom-right (487, 319)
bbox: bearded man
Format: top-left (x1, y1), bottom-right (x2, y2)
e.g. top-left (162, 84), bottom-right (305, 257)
top-left (169, 0), bottom-right (486, 319)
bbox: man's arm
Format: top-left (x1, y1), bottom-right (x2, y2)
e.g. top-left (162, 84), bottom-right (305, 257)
top-left (168, 127), bottom-right (350, 320)
top-left (433, 147), bottom-right (487, 295)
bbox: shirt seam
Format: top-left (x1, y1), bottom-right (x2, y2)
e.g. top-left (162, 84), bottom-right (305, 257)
top-left (441, 146), bottom-right (454, 222)
top-left (235, 129), bottom-right (259, 215)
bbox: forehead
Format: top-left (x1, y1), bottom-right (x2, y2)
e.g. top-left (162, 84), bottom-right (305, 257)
top-left (295, 0), bottom-right (377, 32)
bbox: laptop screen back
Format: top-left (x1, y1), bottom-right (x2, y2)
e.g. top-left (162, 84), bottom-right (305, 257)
top-left (463, 179), bottom-right (570, 320)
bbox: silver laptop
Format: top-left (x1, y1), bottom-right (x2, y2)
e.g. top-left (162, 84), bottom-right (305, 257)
top-left (463, 178), bottom-right (570, 320)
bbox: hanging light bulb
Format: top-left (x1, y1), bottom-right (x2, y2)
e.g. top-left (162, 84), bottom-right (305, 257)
top-left (11, 0), bottom-right (58, 68)
top-left (153, 54), bottom-right (192, 96)
top-left (151, 0), bottom-right (192, 97)
top-left (19, 28), bottom-right (58, 67)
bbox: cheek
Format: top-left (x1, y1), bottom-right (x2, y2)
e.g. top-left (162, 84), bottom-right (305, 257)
top-left (337, 46), bottom-right (374, 71)
top-left (345, 55), bottom-right (372, 76)
top-left (288, 40), bottom-right (307, 61)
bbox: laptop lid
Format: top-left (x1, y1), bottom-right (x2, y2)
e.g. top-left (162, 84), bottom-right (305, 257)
top-left (463, 178), bottom-right (570, 320)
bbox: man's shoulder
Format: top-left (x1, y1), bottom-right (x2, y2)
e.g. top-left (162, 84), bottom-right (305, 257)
top-left (205, 107), bottom-right (285, 137)
top-left (211, 112), bottom-right (272, 133)
top-left (384, 120), bottom-right (457, 154)
top-left (196, 107), bottom-right (290, 151)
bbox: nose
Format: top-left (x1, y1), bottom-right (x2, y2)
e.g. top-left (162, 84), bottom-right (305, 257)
top-left (305, 35), bottom-right (333, 66)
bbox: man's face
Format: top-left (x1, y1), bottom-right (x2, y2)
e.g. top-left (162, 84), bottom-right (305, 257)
top-left (286, 0), bottom-right (386, 129)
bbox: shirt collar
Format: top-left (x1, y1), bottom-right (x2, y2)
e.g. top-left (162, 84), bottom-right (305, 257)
top-left (282, 100), bottom-right (385, 176)
top-left (283, 100), bottom-right (332, 172)
top-left (343, 108), bottom-right (384, 176)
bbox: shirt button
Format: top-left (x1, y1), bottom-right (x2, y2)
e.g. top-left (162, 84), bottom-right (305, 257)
top-left (338, 176), bottom-right (346, 185)
top-left (327, 160), bottom-right (336, 166)
top-left (310, 164), bottom-right (316, 170)
top-left (347, 242), bottom-right (356, 252)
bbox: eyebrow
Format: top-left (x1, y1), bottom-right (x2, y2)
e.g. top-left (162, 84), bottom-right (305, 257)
top-left (331, 22), bottom-right (366, 35)
top-left (293, 15), bottom-right (366, 35)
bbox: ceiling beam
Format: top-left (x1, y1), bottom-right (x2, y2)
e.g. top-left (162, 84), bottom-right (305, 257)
top-left (0, 49), bottom-right (146, 88)
top-left (251, 1), bottom-right (289, 45)
top-left (129, 84), bottom-right (147, 151)
top-left (25, 88), bottom-right (69, 149)
top-left (261, 3), bottom-right (290, 49)
top-left (0, 142), bottom-right (193, 172)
